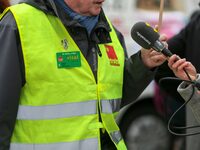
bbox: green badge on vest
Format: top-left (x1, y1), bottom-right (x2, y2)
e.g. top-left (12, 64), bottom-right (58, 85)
top-left (56, 51), bottom-right (81, 68)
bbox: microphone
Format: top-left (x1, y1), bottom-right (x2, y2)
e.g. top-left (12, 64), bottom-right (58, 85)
top-left (131, 22), bottom-right (200, 127)
top-left (131, 21), bottom-right (173, 57)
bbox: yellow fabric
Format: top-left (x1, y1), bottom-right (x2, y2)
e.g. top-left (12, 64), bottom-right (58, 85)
top-left (8, 3), bottom-right (127, 149)
top-left (12, 115), bottom-right (98, 143)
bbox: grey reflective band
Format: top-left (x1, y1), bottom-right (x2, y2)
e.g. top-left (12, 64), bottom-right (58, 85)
top-left (17, 100), bottom-right (97, 120)
top-left (10, 138), bottom-right (98, 150)
top-left (110, 131), bottom-right (122, 144)
top-left (101, 99), bottom-right (121, 113)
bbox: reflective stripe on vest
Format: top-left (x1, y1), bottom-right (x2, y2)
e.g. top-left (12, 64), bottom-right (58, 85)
top-left (101, 99), bottom-right (121, 113)
top-left (110, 131), bottom-right (122, 144)
top-left (17, 99), bottom-right (120, 120)
top-left (10, 138), bottom-right (98, 150)
top-left (17, 100), bottom-right (97, 120)
top-left (8, 3), bottom-right (127, 150)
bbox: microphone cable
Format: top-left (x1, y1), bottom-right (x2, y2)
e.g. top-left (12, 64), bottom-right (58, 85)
top-left (159, 74), bottom-right (200, 136)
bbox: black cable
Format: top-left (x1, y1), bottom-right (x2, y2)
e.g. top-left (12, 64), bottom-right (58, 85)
top-left (183, 68), bottom-right (192, 81)
top-left (159, 76), bottom-right (200, 136)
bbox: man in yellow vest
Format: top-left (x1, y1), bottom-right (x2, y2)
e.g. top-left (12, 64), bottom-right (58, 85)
top-left (0, 0), bottom-right (167, 149)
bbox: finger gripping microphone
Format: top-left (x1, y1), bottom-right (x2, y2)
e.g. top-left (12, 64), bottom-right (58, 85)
top-left (131, 22), bottom-right (173, 57)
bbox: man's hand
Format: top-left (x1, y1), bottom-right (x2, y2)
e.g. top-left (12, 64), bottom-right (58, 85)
top-left (140, 34), bottom-right (167, 69)
top-left (168, 54), bottom-right (197, 81)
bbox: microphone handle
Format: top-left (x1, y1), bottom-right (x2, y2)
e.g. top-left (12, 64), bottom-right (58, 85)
top-left (161, 48), bottom-right (173, 57)
top-left (153, 40), bottom-right (173, 57)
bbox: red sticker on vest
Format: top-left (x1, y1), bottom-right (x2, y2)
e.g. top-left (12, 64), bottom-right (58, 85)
top-left (105, 45), bottom-right (120, 66)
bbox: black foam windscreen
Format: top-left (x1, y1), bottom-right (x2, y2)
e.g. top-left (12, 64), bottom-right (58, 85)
top-left (131, 22), bottom-right (160, 49)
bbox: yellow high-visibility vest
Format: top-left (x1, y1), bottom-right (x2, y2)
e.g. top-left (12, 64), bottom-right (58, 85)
top-left (4, 3), bottom-right (127, 150)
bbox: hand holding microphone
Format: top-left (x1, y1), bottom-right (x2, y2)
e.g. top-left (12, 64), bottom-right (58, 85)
top-left (131, 22), bottom-right (168, 69)
top-left (168, 55), bottom-right (197, 81)
top-left (131, 21), bottom-right (196, 81)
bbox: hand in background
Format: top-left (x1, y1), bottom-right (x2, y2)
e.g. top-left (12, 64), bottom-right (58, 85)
top-left (168, 54), bottom-right (197, 81)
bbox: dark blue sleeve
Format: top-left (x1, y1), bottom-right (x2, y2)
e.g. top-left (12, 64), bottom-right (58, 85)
top-left (0, 11), bottom-right (23, 150)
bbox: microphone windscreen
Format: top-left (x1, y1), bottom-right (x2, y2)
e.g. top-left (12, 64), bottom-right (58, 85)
top-left (131, 22), bottom-right (160, 49)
